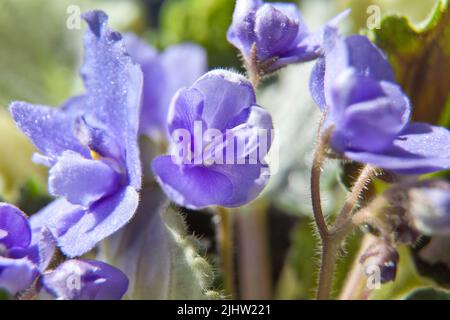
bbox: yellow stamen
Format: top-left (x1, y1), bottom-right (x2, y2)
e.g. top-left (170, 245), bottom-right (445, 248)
top-left (90, 150), bottom-right (102, 160)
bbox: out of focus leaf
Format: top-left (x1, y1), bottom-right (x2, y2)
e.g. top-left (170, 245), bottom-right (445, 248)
top-left (100, 185), bottom-right (220, 300)
top-left (17, 178), bottom-right (52, 215)
top-left (0, 289), bottom-right (9, 300)
top-left (0, 108), bottom-right (46, 202)
top-left (338, 0), bottom-right (436, 31)
top-left (0, 0), bottom-right (80, 106)
top-left (0, 0), bottom-right (145, 107)
top-left (158, 0), bottom-right (238, 68)
top-left (369, 0), bottom-right (450, 125)
top-left (403, 287), bottom-right (450, 300)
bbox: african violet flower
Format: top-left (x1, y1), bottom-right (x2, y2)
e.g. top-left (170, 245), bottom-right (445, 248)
top-left (42, 259), bottom-right (128, 300)
top-left (227, 0), bottom-right (348, 73)
top-left (9, 11), bottom-right (143, 257)
top-left (124, 34), bottom-right (207, 141)
top-left (310, 32), bottom-right (450, 174)
top-left (152, 70), bottom-right (273, 209)
top-left (0, 203), bottom-right (42, 295)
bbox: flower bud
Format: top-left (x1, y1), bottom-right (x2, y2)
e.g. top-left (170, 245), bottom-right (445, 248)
top-left (359, 241), bottom-right (399, 284)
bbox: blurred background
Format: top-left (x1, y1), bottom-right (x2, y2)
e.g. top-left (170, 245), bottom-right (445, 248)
top-left (0, 0), bottom-right (447, 300)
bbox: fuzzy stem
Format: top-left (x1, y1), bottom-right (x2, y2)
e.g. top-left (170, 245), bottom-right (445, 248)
top-left (310, 122), bottom-right (332, 242)
top-left (246, 43), bottom-right (261, 88)
top-left (216, 206), bottom-right (235, 298)
top-left (333, 166), bottom-right (377, 233)
top-left (314, 163), bottom-right (376, 299)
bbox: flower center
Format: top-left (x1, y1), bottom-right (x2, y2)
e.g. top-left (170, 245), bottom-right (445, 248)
top-left (90, 149), bottom-right (102, 161)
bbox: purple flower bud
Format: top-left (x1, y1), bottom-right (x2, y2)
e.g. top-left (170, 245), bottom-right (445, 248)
top-left (360, 241), bottom-right (399, 284)
top-left (408, 181), bottom-right (450, 236)
top-left (42, 259), bottom-right (128, 300)
top-left (228, 0), bottom-right (348, 72)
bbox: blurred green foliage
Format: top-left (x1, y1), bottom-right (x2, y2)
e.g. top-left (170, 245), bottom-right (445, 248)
top-left (404, 287), bottom-right (450, 299)
top-left (158, 0), bottom-right (238, 68)
top-left (369, 0), bottom-right (450, 126)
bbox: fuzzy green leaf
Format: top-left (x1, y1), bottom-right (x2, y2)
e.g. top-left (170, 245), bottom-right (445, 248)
top-left (100, 186), bottom-right (220, 300)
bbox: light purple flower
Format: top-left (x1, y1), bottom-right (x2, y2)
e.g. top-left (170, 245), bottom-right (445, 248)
top-left (42, 259), bottom-right (128, 300)
top-left (0, 203), bottom-right (54, 296)
top-left (227, 0), bottom-right (348, 72)
top-left (408, 180), bottom-right (450, 236)
top-left (152, 70), bottom-right (273, 209)
top-left (9, 11), bottom-right (143, 257)
top-left (124, 34), bottom-right (207, 141)
top-left (310, 32), bottom-right (450, 174)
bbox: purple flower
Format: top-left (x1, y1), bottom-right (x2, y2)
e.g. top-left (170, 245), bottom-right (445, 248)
top-left (310, 32), bottom-right (450, 174)
top-left (408, 180), bottom-right (450, 236)
top-left (151, 70), bottom-right (273, 209)
top-left (124, 34), bottom-right (207, 141)
top-left (0, 203), bottom-right (54, 296)
top-left (42, 259), bottom-right (128, 300)
top-left (227, 0), bottom-right (348, 72)
top-left (9, 11), bottom-right (143, 257)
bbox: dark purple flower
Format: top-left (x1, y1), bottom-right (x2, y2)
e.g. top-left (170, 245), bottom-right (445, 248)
top-left (227, 0), bottom-right (348, 72)
top-left (124, 34), bottom-right (207, 141)
top-left (9, 11), bottom-right (143, 257)
top-left (310, 32), bottom-right (450, 174)
top-left (42, 259), bottom-right (128, 300)
top-left (0, 203), bottom-right (54, 296)
top-left (151, 70), bottom-right (273, 209)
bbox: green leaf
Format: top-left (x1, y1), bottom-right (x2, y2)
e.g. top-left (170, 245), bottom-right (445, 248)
top-left (0, 109), bottom-right (47, 202)
top-left (403, 287), bottom-right (450, 300)
top-left (158, 0), bottom-right (238, 68)
top-left (369, 0), bottom-right (450, 126)
top-left (100, 186), bottom-right (220, 300)
top-left (0, 0), bottom-right (81, 107)
top-left (0, 289), bottom-right (10, 300)
top-left (17, 178), bottom-right (52, 215)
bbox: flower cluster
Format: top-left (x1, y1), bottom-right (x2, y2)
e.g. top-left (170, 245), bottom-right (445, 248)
top-left (2, 7), bottom-right (274, 298)
top-left (1, 0), bottom-right (449, 300)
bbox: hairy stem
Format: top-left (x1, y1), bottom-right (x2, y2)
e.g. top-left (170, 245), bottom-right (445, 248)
top-left (314, 162), bottom-right (376, 299)
top-left (333, 165), bottom-right (377, 233)
top-left (216, 206), bottom-right (235, 298)
top-left (246, 43), bottom-right (261, 88)
top-left (310, 124), bottom-right (332, 242)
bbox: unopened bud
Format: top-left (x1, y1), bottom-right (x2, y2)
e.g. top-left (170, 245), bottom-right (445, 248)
top-left (360, 241), bottom-right (399, 284)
